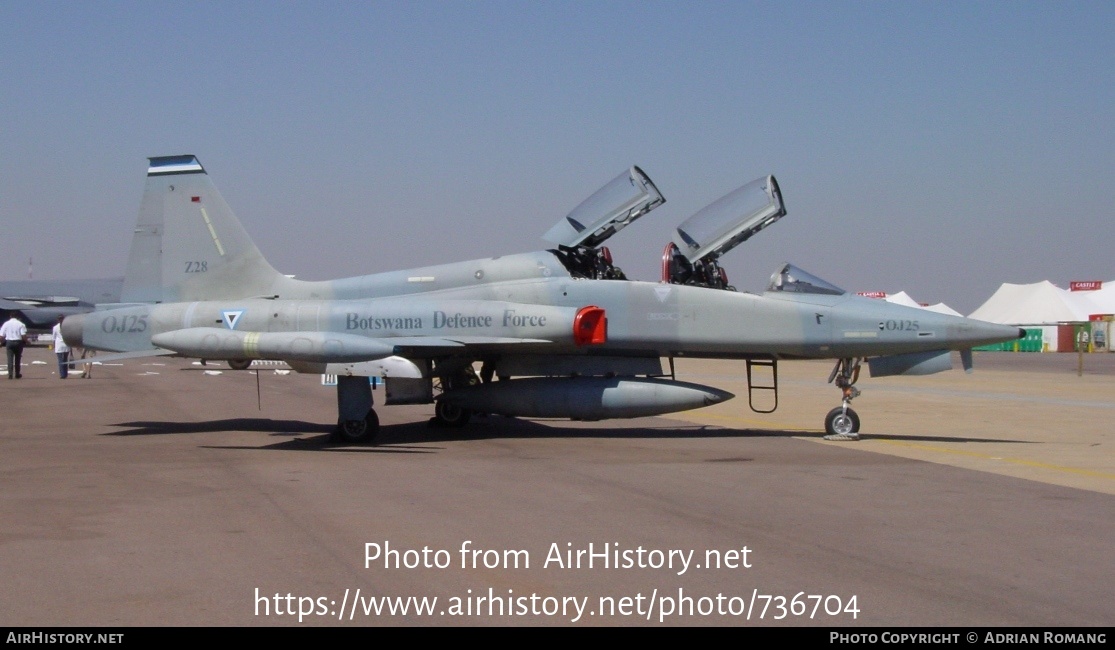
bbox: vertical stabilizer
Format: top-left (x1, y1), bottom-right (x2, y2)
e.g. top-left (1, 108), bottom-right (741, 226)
top-left (121, 156), bottom-right (285, 302)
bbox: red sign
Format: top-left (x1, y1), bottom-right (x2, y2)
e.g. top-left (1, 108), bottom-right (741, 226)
top-left (857, 291), bottom-right (887, 299)
top-left (1070, 281), bottom-right (1102, 291)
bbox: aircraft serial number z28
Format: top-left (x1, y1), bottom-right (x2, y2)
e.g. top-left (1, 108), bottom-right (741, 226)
top-left (63, 156), bottom-right (1021, 442)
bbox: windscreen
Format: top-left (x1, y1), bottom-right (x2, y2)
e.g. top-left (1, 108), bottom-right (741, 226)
top-left (767, 263), bottom-right (846, 295)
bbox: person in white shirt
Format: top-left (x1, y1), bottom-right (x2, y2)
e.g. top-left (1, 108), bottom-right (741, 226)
top-left (52, 315), bottom-right (71, 379)
top-left (0, 315), bottom-right (29, 380)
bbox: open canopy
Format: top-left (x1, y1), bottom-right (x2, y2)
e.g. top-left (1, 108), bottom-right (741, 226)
top-left (542, 166), bottom-right (664, 249)
top-left (673, 175), bottom-right (785, 263)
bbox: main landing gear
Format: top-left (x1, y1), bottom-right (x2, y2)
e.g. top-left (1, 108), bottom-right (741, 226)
top-left (332, 375), bottom-right (380, 444)
top-left (433, 401), bottom-right (472, 428)
top-left (430, 365), bottom-right (480, 428)
top-left (336, 409), bottom-right (380, 444)
top-left (824, 358), bottom-right (863, 441)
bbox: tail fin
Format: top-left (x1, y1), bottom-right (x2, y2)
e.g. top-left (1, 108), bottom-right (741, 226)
top-left (121, 155), bottom-right (285, 303)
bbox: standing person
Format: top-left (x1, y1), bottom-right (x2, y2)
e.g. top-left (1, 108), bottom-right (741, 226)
top-left (52, 315), bottom-right (70, 379)
top-left (1, 314), bottom-right (29, 379)
top-left (78, 346), bottom-right (94, 378)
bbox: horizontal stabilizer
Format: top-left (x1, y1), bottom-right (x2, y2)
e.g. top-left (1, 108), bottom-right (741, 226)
top-left (66, 349), bottom-right (178, 366)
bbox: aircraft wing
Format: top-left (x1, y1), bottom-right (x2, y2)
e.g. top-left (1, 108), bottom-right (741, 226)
top-left (387, 335), bottom-right (551, 347)
top-left (145, 328), bottom-right (571, 365)
top-left (70, 333), bottom-right (556, 369)
top-left (0, 298), bottom-right (36, 311)
top-left (388, 335), bottom-right (553, 357)
top-left (0, 296), bottom-right (82, 308)
top-left (0, 278), bottom-right (125, 331)
top-left (0, 278), bottom-right (123, 306)
top-left (0, 299), bottom-right (100, 331)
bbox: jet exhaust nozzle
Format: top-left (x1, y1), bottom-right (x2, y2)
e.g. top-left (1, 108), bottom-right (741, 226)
top-left (60, 313), bottom-right (86, 348)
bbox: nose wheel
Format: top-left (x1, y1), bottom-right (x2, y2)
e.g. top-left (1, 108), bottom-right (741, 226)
top-left (824, 358), bottom-right (863, 440)
top-left (824, 406), bottom-right (860, 436)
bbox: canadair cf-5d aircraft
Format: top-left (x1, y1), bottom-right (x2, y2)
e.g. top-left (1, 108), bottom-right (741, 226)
top-left (63, 156), bottom-right (1021, 442)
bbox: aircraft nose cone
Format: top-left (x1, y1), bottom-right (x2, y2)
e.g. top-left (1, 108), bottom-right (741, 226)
top-left (61, 313), bottom-right (85, 348)
top-left (950, 317), bottom-right (1027, 348)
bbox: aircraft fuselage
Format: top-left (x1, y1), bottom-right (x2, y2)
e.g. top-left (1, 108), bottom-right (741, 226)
top-left (65, 251), bottom-right (1018, 361)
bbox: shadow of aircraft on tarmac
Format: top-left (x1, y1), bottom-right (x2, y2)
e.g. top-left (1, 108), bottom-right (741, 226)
top-left (106, 415), bottom-right (1029, 451)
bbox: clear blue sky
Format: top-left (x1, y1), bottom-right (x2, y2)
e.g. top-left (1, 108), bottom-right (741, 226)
top-left (2, 1), bottom-right (1112, 314)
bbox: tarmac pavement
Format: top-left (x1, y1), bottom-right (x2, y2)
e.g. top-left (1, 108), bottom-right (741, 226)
top-left (0, 345), bottom-right (1111, 626)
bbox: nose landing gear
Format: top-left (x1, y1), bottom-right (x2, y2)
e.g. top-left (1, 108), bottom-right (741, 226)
top-left (824, 358), bottom-right (862, 440)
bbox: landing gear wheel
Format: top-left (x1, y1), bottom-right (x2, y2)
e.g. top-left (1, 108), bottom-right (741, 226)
top-left (228, 359), bottom-right (252, 370)
top-left (336, 409), bottom-right (380, 444)
top-left (824, 407), bottom-right (860, 437)
top-left (434, 400), bottom-right (472, 428)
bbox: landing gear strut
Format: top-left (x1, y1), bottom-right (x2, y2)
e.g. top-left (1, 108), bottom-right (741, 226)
top-left (430, 364), bottom-right (479, 428)
top-left (824, 358), bottom-right (862, 440)
top-left (332, 375), bottom-right (379, 443)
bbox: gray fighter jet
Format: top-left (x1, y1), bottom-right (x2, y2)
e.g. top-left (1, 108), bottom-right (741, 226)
top-left (62, 156), bottom-right (1021, 442)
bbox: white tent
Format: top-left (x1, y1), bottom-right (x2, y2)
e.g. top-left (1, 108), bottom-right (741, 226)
top-left (923, 303), bottom-right (962, 316)
top-left (1069, 280), bottom-right (1115, 315)
top-left (883, 291), bottom-right (962, 316)
top-left (883, 291), bottom-right (921, 308)
top-left (968, 281), bottom-right (1100, 325)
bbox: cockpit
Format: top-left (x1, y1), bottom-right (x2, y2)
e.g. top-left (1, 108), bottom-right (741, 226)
top-left (550, 244), bottom-right (627, 280)
top-left (766, 264), bottom-right (846, 295)
top-left (661, 242), bottom-right (733, 290)
top-left (544, 169), bottom-right (789, 291)
top-left (544, 166), bottom-right (662, 281)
